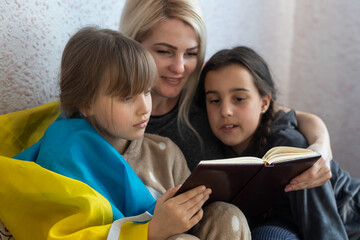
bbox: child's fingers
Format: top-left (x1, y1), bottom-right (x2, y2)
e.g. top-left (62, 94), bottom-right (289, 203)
top-left (181, 188), bottom-right (211, 210)
top-left (175, 185), bottom-right (208, 204)
top-left (150, 186), bottom-right (211, 237)
top-left (157, 185), bottom-right (182, 203)
top-left (157, 185), bottom-right (210, 219)
top-left (189, 208), bottom-right (204, 226)
top-left (183, 190), bottom-right (210, 217)
top-left (164, 186), bottom-right (210, 221)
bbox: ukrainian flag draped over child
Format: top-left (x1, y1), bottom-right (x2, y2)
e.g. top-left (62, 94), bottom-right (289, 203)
top-left (0, 101), bottom-right (156, 240)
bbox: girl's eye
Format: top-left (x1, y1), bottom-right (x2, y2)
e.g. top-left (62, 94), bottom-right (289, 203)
top-left (235, 97), bottom-right (246, 102)
top-left (208, 99), bottom-right (220, 104)
top-left (144, 90), bottom-right (151, 96)
top-left (122, 96), bottom-right (133, 102)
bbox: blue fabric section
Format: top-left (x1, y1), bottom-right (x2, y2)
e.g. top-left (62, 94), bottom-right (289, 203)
top-left (15, 140), bottom-right (42, 162)
top-left (14, 118), bottom-right (156, 220)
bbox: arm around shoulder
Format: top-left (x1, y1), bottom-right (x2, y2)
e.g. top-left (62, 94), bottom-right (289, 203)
top-left (276, 105), bottom-right (332, 161)
top-left (285, 109), bottom-right (333, 191)
top-left (295, 110), bottom-right (332, 162)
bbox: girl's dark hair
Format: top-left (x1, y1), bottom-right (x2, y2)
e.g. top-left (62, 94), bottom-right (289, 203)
top-left (197, 46), bottom-right (277, 157)
top-left (60, 26), bottom-right (157, 118)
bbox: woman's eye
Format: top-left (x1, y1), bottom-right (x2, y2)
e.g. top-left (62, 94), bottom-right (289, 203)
top-left (186, 52), bottom-right (198, 57)
top-left (144, 90), bottom-right (151, 96)
top-left (157, 50), bottom-right (170, 55)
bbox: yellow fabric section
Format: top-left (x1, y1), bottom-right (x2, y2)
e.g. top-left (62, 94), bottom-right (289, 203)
top-left (0, 101), bottom-right (60, 157)
top-left (0, 103), bottom-right (151, 239)
top-left (0, 156), bottom-right (115, 240)
top-left (119, 222), bottom-right (149, 240)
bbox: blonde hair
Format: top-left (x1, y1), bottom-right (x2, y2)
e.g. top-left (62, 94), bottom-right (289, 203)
top-left (60, 27), bottom-right (157, 119)
top-left (120, 0), bottom-right (207, 140)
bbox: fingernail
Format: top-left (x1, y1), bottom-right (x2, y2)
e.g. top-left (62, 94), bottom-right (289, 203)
top-left (285, 186), bottom-right (292, 192)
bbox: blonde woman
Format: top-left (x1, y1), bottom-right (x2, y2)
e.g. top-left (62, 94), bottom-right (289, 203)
top-left (120, 0), bottom-right (332, 192)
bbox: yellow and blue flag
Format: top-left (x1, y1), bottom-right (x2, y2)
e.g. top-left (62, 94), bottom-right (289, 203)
top-left (0, 102), bottom-right (155, 239)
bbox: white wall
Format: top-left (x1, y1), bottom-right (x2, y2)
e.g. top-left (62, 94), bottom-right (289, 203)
top-left (0, 0), bottom-right (125, 113)
top-left (1, 0), bottom-right (359, 177)
top-left (200, 0), bottom-right (296, 104)
top-left (289, 1), bottom-right (360, 177)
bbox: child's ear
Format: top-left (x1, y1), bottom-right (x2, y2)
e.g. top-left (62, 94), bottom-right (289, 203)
top-left (261, 94), bottom-right (271, 114)
top-left (80, 106), bottom-right (93, 118)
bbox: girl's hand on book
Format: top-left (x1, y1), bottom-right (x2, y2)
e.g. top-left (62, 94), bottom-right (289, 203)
top-left (148, 185), bottom-right (211, 240)
top-left (285, 156), bottom-right (332, 192)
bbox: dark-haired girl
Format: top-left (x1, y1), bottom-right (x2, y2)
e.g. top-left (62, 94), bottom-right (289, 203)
top-left (198, 46), bottom-right (360, 240)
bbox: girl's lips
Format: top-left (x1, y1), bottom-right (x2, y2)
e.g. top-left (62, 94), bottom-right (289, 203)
top-left (220, 124), bottom-right (238, 133)
top-left (134, 120), bottom-right (148, 128)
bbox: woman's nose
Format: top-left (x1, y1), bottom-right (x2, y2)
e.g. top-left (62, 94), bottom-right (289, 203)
top-left (169, 55), bottom-right (185, 74)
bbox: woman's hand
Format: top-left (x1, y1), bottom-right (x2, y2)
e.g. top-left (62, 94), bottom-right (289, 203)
top-left (285, 141), bottom-right (332, 192)
top-left (148, 185), bottom-right (211, 240)
top-left (278, 106), bottom-right (333, 191)
top-left (285, 156), bottom-right (332, 191)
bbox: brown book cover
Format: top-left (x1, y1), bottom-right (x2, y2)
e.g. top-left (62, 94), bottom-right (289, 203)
top-left (175, 146), bottom-right (321, 218)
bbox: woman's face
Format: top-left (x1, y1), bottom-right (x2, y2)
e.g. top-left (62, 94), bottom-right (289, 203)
top-left (141, 18), bottom-right (199, 100)
top-left (205, 64), bottom-right (270, 154)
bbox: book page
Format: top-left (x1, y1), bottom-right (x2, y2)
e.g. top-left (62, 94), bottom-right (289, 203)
top-left (263, 146), bottom-right (319, 164)
top-left (200, 156), bottom-right (264, 165)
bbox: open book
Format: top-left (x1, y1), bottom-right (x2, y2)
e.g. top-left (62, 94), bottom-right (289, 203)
top-left (176, 146), bottom-right (321, 218)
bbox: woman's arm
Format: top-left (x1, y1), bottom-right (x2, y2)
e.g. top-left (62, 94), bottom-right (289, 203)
top-left (296, 110), bottom-right (332, 161)
top-left (275, 105), bottom-right (333, 191)
top-left (285, 109), bottom-right (333, 191)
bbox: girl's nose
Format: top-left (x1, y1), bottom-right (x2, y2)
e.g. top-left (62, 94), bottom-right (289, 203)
top-left (220, 102), bottom-right (233, 117)
top-left (138, 94), bottom-right (151, 115)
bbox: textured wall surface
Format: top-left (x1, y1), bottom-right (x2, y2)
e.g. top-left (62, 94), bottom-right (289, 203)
top-left (0, 0), bottom-right (124, 113)
top-left (1, 0), bottom-right (359, 177)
